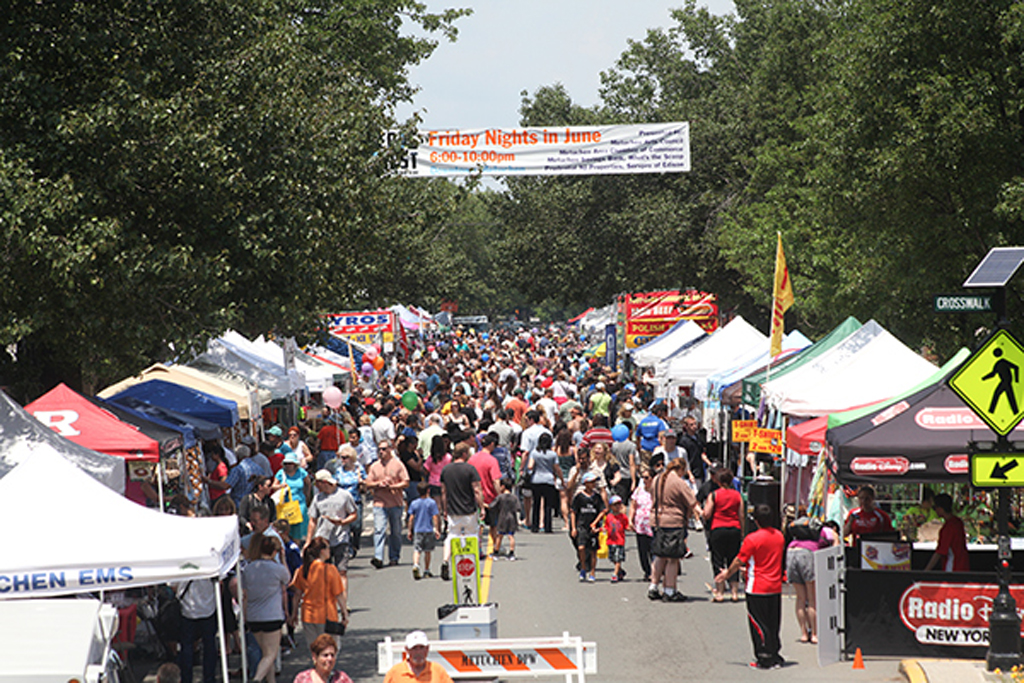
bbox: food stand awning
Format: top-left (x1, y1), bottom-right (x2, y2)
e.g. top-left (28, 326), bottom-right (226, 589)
top-left (737, 316), bottom-right (862, 407)
top-left (25, 384), bottom-right (160, 462)
top-left (825, 348), bottom-right (996, 484)
top-left (97, 363), bottom-right (261, 420)
top-left (0, 390), bottom-right (124, 492)
top-left (656, 316), bottom-right (767, 385)
top-left (0, 450), bottom-right (238, 595)
top-left (629, 319), bottom-right (707, 367)
top-left (106, 379), bottom-right (239, 428)
top-left (762, 322), bottom-right (936, 417)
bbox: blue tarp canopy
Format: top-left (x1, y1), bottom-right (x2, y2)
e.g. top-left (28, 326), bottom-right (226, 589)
top-left (107, 395), bottom-right (222, 442)
top-left (108, 380), bottom-right (238, 428)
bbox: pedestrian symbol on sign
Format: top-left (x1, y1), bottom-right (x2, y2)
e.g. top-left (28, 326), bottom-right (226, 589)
top-left (949, 329), bottom-right (1024, 436)
top-left (983, 348), bottom-right (1019, 414)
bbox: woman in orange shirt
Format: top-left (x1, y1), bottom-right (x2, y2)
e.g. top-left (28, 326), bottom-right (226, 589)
top-left (289, 537), bottom-right (347, 649)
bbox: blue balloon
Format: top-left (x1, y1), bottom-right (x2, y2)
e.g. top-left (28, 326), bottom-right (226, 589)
top-left (611, 424), bottom-right (630, 442)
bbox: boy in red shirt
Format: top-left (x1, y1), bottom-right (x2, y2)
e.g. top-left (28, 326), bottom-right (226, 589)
top-left (717, 504), bottom-right (786, 670)
top-left (924, 493), bottom-right (970, 572)
top-left (604, 496), bottom-right (630, 583)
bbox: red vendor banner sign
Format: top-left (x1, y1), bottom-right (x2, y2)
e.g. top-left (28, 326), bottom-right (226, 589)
top-left (622, 290), bottom-right (718, 349)
top-left (323, 310), bottom-right (395, 346)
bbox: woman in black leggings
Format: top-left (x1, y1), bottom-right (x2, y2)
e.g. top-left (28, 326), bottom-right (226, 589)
top-left (527, 432), bottom-right (563, 533)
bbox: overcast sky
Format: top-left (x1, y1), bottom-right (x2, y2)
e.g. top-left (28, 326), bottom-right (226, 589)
top-left (397, 0), bottom-right (736, 130)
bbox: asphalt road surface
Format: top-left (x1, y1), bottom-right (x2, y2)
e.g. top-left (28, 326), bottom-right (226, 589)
top-left (161, 514), bottom-right (906, 682)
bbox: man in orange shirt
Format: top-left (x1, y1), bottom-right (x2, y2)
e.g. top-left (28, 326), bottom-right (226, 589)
top-left (383, 630), bottom-right (453, 683)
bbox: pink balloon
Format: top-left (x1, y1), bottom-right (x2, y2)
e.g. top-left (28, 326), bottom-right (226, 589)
top-left (363, 347), bottom-right (378, 361)
top-left (323, 386), bottom-right (343, 410)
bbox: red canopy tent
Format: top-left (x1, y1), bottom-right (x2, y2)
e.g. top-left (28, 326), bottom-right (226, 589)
top-left (25, 383), bottom-right (159, 462)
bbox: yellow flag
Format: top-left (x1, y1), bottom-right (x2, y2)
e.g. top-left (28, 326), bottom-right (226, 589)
top-left (770, 233), bottom-right (795, 357)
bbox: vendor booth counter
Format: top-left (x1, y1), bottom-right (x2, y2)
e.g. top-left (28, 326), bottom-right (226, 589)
top-left (843, 540), bottom-right (1024, 658)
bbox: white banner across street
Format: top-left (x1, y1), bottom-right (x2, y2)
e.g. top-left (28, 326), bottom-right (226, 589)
top-left (392, 122), bottom-right (689, 177)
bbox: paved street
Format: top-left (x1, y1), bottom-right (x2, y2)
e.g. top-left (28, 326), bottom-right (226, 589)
top-left (232, 515), bottom-right (909, 683)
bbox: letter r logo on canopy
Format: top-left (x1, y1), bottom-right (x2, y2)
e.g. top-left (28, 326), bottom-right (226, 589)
top-left (32, 410), bottom-right (81, 437)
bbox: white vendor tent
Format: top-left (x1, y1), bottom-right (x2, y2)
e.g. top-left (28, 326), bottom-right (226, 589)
top-left (630, 319), bottom-right (707, 368)
top-left (0, 451), bottom-right (243, 679)
top-left (193, 334), bottom-right (298, 400)
top-left (693, 330), bottom-right (813, 401)
top-left (657, 316), bottom-right (768, 386)
top-left (0, 390), bottom-right (124, 492)
top-left (761, 320), bottom-right (937, 417)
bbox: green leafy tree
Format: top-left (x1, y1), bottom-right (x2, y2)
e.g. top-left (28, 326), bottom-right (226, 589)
top-left (0, 0), bottom-right (468, 398)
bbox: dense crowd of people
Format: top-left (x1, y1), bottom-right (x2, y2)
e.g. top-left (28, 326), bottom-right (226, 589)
top-left (153, 323), bottom-right (975, 680)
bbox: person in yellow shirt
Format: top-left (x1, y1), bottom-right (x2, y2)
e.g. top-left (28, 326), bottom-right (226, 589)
top-left (383, 631), bottom-right (453, 683)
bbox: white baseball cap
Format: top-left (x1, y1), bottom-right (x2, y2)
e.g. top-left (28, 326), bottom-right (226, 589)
top-left (405, 630), bottom-right (430, 649)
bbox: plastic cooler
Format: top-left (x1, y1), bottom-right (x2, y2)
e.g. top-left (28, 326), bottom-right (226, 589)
top-left (437, 603), bottom-right (498, 640)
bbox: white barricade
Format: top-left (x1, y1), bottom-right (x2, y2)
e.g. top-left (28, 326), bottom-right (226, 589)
top-left (378, 632), bottom-right (598, 682)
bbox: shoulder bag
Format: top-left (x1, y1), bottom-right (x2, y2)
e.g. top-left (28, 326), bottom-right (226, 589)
top-left (650, 473), bottom-right (687, 559)
top-left (321, 563), bottom-right (345, 636)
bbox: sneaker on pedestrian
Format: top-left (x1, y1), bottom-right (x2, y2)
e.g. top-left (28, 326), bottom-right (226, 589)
top-left (617, 568), bottom-right (626, 580)
top-left (579, 571), bottom-right (587, 582)
top-left (389, 559), bottom-right (399, 566)
top-left (424, 570), bottom-right (433, 578)
top-left (610, 575), bottom-right (620, 583)
top-left (647, 586), bottom-right (661, 601)
top-left (370, 557), bottom-right (384, 569)
top-left (441, 563), bottom-right (450, 581)
top-left (663, 591), bottom-right (688, 602)
top-left (683, 549), bottom-right (694, 559)
top-left (412, 566), bottom-right (422, 580)
top-left (587, 574), bottom-right (596, 582)
top-left (507, 553), bottom-right (516, 561)
top-left (489, 553), bottom-right (499, 561)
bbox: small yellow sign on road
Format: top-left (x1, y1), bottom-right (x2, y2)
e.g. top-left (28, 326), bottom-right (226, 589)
top-left (948, 329), bottom-right (1024, 436)
top-left (970, 453), bottom-right (1024, 487)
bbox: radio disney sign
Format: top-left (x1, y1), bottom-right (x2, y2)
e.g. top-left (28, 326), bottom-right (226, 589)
top-left (850, 456), bottom-right (925, 476)
top-left (899, 582), bottom-right (1024, 646)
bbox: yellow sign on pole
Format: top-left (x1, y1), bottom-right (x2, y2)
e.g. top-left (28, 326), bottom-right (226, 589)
top-left (948, 329), bottom-right (1024, 436)
top-left (750, 428), bottom-right (783, 455)
top-left (732, 420), bottom-right (756, 442)
top-left (970, 453), bottom-right (1024, 487)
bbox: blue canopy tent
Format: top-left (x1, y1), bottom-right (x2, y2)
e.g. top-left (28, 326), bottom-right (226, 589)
top-left (106, 396), bottom-right (222, 443)
top-left (108, 380), bottom-right (239, 428)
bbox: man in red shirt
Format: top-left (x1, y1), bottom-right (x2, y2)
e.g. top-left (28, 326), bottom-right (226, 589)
top-left (717, 504), bottom-right (786, 670)
top-left (925, 493), bottom-right (970, 572)
top-left (469, 433), bottom-right (503, 547)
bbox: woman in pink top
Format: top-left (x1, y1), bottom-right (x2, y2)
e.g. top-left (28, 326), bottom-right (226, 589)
top-left (422, 434), bottom-right (452, 518)
top-left (703, 468), bottom-right (743, 602)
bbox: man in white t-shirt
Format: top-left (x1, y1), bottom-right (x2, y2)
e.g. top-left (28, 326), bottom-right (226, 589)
top-left (371, 399), bottom-right (397, 446)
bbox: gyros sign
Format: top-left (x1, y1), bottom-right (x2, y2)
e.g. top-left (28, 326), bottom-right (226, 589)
top-left (899, 582), bottom-right (1024, 646)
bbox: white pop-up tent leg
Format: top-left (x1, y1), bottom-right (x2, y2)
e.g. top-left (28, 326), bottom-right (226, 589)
top-left (214, 579), bottom-right (229, 683)
top-left (237, 557), bottom-right (248, 683)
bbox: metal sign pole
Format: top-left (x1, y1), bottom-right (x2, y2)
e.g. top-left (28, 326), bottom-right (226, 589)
top-left (988, 288), bottom-right (1021, 671)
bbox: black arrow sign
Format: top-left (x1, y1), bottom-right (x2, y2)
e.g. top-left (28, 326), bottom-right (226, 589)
top-left (991, 459), bottom-right (1020, 480)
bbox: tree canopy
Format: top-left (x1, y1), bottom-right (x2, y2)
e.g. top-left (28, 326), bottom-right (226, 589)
top-left (0, 0), bottom-right (468, 396)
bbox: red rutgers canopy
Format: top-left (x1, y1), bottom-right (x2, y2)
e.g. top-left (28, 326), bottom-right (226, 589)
top-left (25, 383), bottom-right (160, 462)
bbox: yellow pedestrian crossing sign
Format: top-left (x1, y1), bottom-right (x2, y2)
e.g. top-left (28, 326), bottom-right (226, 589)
top-left (970, 454), bottom-right (1024, 487)
top-left (948, 329), bottom-right (1024, 436)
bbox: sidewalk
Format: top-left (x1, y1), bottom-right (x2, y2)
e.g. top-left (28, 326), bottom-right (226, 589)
top-left (901, 659), bottom-right (1024, 683)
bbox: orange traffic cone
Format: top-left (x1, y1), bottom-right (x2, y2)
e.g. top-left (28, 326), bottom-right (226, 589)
top-left (852, 647), bottom-right (865, 670)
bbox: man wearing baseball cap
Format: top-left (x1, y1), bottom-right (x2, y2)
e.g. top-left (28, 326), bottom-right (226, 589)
top-left (383, 630), bottom-right (453, 682)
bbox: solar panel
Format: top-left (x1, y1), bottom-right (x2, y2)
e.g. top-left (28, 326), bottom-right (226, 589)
top-left (963, 247), bottom-right (1024, 288)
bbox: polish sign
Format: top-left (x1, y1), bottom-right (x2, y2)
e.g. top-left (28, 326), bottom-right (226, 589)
top-left (391, 123), bottom-right (689, 178)
top-left (622, 290), bottom-right (718, 349)
top-left (899, 582), bottom-right (1024, 646)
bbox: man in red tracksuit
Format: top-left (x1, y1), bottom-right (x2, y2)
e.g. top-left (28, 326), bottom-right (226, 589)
top-left (717, 503), bottom-right (786, 670)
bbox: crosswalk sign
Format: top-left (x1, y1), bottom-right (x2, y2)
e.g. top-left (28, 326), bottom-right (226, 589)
top-left (948, 329), bottom-right (1024, 436)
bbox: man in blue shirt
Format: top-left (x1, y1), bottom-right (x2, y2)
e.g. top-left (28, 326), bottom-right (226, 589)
top-left (225, 448), bottom-right (271, 507)
top-left (636, 402), bottom-right (669, 456)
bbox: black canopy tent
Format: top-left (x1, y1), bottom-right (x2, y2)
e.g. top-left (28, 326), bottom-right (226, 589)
top-left (825, 355), bottom-right (1007, 485)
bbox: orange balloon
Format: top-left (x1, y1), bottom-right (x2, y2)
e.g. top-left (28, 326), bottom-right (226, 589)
top-left (372, 355), bottom-right (385, 371)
